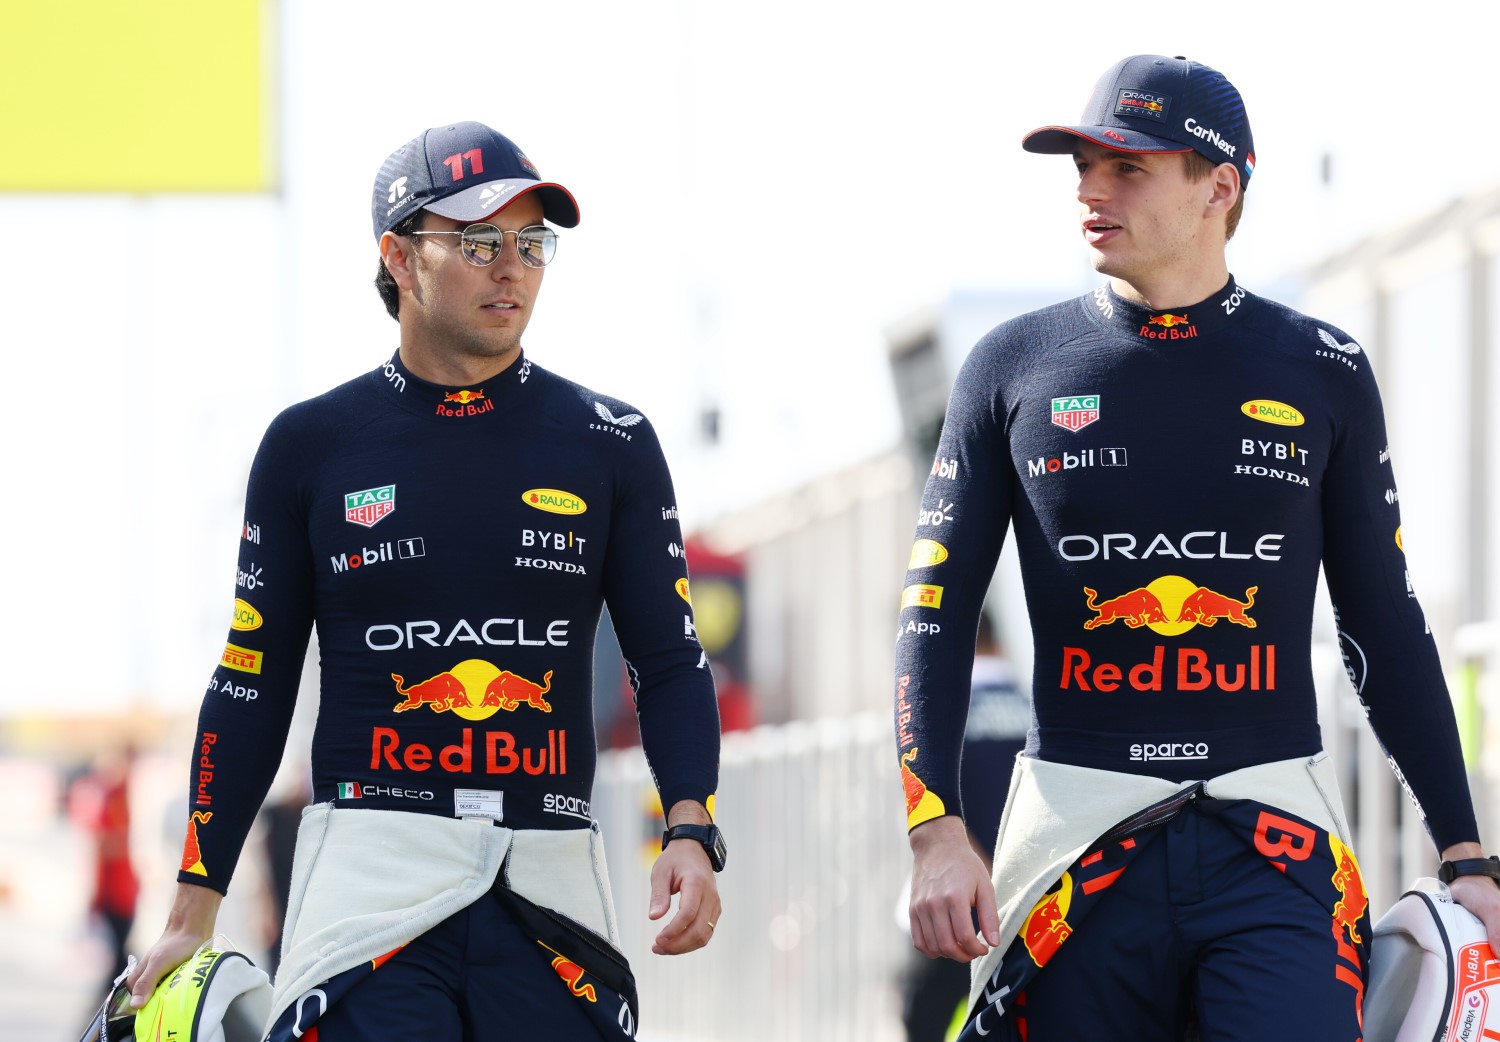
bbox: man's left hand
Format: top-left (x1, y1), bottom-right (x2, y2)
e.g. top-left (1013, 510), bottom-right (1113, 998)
top-left (1441, 843), bottom-right (1500, 952)
top-left (648, 800), bottom-right (721, 955)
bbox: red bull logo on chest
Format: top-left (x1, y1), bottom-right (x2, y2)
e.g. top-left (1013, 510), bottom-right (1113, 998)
top-left (1051, 394), bottom-right (1100, 432)
top-left (390, 658), bottom-right (555, 720)
top-left (1064, 576), bottom-right (1276, 693)
top-left (1082, 576), bottom-right (1257, 635)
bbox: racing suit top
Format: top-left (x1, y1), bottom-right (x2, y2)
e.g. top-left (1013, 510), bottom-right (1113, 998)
top-left (179, 350), bottom-right (719, 894)
top-left (894, 277), bottom-right (1479, 851)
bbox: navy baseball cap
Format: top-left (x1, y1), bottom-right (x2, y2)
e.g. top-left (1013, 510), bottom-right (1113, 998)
top-left (1023, 55), bottom-right (1256, 186)
top-left (371, 121), bottom-right (580, 239)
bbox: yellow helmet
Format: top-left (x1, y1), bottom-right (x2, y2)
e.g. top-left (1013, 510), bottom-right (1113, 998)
top-left (82, 944), bottom-right (271, 1042)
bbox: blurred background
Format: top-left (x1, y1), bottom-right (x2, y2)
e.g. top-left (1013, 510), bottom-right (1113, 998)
top-left (3, 1), bottom-right (1498, 1038)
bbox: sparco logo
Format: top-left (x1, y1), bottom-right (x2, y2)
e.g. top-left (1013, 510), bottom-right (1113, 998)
top-left (542, 793), bottom-right (592, 821)
top-left (1130, 742), bottom-right (1209, 762)
top-left (1184, 117), bottom-right (1235, 156)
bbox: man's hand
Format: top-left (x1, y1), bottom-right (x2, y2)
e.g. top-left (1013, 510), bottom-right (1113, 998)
top-left (126, 883), bottom-right (223, 1008)
top-left (647, 800), bottom-right (721, 955)
top-left (909, 816), bottom-right (1000, 962)
top-left (1441, 842), bottom-right (1500, 953)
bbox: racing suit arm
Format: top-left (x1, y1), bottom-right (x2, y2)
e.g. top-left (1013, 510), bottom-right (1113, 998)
top-left (895, 333), bottom-right (1016, 831)
top-left (175, 409), bottom-right (316, 895)
top-left (601, 414), bottom-right (720, 816)
top-left (899, 338), bottom-right (1014, 962)
top-left (1319, 363), bottom-right (1478, 851)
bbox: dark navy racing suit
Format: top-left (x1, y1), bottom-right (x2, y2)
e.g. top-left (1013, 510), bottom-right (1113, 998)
top-left (178, 350), bottom-right (718, 1040)
top-left (894, 278), bottom-right (1477, 1039)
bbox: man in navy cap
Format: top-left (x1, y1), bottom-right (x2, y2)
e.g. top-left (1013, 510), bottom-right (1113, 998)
top-left (126, 121), bottom-right (726, 1041)
top-left (895, 56), bottom-right (1500, 1039)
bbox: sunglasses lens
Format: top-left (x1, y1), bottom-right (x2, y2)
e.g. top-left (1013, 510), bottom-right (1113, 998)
top-left (515, 226), bottom-right (556, 267)
top-left (460, 225), bottom-right (505, 266)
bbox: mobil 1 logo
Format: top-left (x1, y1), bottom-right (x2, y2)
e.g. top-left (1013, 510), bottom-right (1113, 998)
top-left (330, 537), bottom-right (427, 575)
top-left (1026, 447), bottom-right (1127, 478)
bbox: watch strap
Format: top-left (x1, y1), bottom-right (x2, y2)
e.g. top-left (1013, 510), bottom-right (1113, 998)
top-left (661, 823), bottom-right (726, 872)
top-left (1438, 856), bottom-right (1500, 884)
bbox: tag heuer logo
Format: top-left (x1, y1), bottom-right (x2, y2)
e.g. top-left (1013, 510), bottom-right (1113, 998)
top-left (345, 485), bottom-right (396, 527)
top-left (1051, 395), bottom-right (1100, 432)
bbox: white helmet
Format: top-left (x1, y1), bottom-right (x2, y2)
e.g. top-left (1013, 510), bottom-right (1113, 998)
top-left (1366, 877), bottom-right (1500, 1042)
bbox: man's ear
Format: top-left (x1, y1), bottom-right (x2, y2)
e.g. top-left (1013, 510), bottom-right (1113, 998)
top-left (380, 230), bottom-right (416, 292)
top-left (1208, 162), bottom-right (1241, 216)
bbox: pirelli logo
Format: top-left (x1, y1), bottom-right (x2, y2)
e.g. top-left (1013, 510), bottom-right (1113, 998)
top-left (221, 642), bottom-right (263, 674)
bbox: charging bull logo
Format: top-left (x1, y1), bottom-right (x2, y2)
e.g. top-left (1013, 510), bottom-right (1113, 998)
top-left (1021, 871), bottom-right (1075, 967)
top-left (900, 747), bottom-right (947, 829)
top-left (1082, 576), bottom-right (1257, 636)
top-left (541, 942), bottom-right (598, 1003)
top-left (1149, 313), bottom-right (1190, 328)
top-left (1328, 834), bottom-right (1369, 1029)
top-left (1329, 838), bottom-right (1367, 947)
top-left (180, 810), bottom-right (213, 876)
top-left (390, 659), bottom-right (554, 720)
top-left (1177, 586), bottom-right (1257, 628)
top-left (1083, 586), bottom-right (1167, 629)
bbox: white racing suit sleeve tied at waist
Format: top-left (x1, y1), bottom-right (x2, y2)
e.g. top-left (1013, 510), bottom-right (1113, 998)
top-left (266, 805), bottom-right (622, 1037)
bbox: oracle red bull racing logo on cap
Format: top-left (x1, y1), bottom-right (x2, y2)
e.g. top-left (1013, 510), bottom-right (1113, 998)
top-left (390, 658), bottom-right (554, 719)
top-left (1051, 394), bottom-right (1100, 432)
top-left (1114, 88), bottom-right (1169, 121)
top-left (346, 484), bottom-right (396, 527)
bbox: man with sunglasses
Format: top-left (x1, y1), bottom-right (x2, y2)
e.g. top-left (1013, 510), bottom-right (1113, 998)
top-left (125, 121), bottom-right (724, 1041)
top-left (895, 56), bottom-right (1500, 1039)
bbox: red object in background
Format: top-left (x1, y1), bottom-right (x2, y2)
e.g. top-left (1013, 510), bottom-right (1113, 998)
top-left (604, 538), bottom-right (754, 748)
top-left (93, 768), bottom-right (139, 917)
top-left (684, 538), bottom-right (754, 735)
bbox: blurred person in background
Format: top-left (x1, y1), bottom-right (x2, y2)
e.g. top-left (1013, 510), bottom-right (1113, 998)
top-left (126, 121), bottom-right (724, 1041)
top-left (895, 54), bottom-right (1500, 1040)
top-left (71, 743), bottom-right (140, 998)
top-left (899, 610), bottom-right (1026, 1041)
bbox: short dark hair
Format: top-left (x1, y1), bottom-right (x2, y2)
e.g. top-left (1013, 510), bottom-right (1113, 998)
top-left (375, 211), bottom-right (426, 321)
top-left (1181, 151), bottom-right (1245, 242)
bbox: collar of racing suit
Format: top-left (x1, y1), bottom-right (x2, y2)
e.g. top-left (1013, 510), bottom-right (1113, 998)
top-left (374, 348), bottom-right (536, 420)
top-left (1084, 275), bottom-right (1250, 343)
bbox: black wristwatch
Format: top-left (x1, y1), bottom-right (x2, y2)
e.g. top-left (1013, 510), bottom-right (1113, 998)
top-left (1438, 856), bottom-right (1500, 885)
top-left (662, 823), bottom-right (727, 872)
